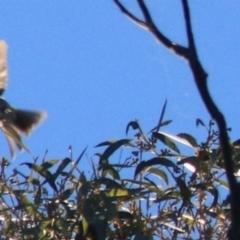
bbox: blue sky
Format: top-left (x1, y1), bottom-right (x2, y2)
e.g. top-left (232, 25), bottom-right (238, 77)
top-left (0, 1), bottom-right (239, 171)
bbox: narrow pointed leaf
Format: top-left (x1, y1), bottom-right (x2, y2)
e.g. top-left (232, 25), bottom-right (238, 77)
top-left (41, 159), bottom-right (59, 169)
top-left (145, 167), bottom-right (169, 185)
top-left (177, 156), bottom-right (200, 172)
top-left (156, 131), bottom-right (195, 149)
top-left (102, 165), bottom-right (120, 180)
top-left (177, 133), bottom-right (198, 148)
top-left (126, 120), bottom-right (140, 135)
top-left (99, 139), bottom-right (131, 164)
top-left (196, 118), bottom-right (206, 128)
top-left (64, 146), bottom-right (87, 183)
top-left (23, 163), bottom-right (58, 192)
top-left (108, 187), bottom-right (129, 197)
top-left (54, 158), bottom-right (72, 179)
top-left (156, 99), bottom-right (167, 132)
top-left (153, 132), bottom-right (180, 153)
top-left (176, 177), bottom-right (191, 202)
top-left (135, 157), bottom-right (176, 177)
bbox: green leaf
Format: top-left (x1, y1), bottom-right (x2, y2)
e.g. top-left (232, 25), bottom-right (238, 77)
top-left (177, 156), bottom-right (200, 172)
top-left (100, 178), bottom-right (122, 188)
top-left (34, 185), bottom-right (42, 205)
top-left (144, 167), bottom-right (169, 185)
top-left (64, 146), bottom-right (87, 183)
top-left (149, 120), bottom-right (172, 133)
top-left (153, 132), bottom-right (180, 153)
top-left (176, 177), bottom-right (191, 202)
top-left (217, 179), bottom-right (229, 189)
top-left (135, 157), bottom-right (177, 177)
top-left (23, 163), bottom-right (58, 192)
top-left (61, 188), bottom-right (74, 200)
top-left (82, 217), bottom-right (89, 236)
top-left (156, 99), bottom-right (168, 132)
top-left (108, 187), bottom-right (129, 197)
top-left (149, 100), bottom-right (169, 133)
top-left (95, 140), bottom-right (115, 147)
top-left (102, 164), bottom-right (120, 180)
top-left (126, 120), bottom-right (141, 135)
top-left (99, 139), bottom-right (131, 165)
top-left (196, 118), bottom-right (206, 128)
top-left (177, 133), bottom-right (198, 148)
top-left (41, 159), bottom-right (59, 169)
top-left (207, 186), bottom-right (219, 209)
top-left (54, 158), bottom-right (72, 179)
top-left (144, 177), bottom-right (163, 195)
top-left (118, 211), bottom-right (134, 220)
top-left (154, 195), bottom-right (179, 203)
top-left (155, 131), bottom-right (196, 149)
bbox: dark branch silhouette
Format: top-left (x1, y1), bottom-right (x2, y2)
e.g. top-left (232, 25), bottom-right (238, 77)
top-left (114, 0), bottom-right (240, 239)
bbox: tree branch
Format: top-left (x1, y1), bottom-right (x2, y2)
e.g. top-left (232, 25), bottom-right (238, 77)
top-left (181, 0), bottom-right (195, 50)
top-left (113, 0), bottom-right (147, 29)
top-left (181, 1), bottom-right (240, 239)
top-left (114, 0), bottom-right (188, 58)
top-left (114, 0), bottom-right (240, 239)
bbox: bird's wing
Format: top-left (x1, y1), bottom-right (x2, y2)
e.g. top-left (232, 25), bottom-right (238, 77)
top-left (0, 41), bottom-right (8, 96)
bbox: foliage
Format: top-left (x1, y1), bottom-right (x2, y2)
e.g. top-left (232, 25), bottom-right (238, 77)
top-left (0, 113), bottom-right (235, 239)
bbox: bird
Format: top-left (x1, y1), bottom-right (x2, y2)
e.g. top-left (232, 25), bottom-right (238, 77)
top-left (0, 41), bottom-right (46, 158)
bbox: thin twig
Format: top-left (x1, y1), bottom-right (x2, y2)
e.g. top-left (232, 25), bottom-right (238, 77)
top-left (137, 0), bottom-right (189, 57)
top-left (114, 0), bottom-right (188, 57)
top-left (181, 0), bottom-right (195, 50)
top-left (113, 0), bottom-right (147, 29)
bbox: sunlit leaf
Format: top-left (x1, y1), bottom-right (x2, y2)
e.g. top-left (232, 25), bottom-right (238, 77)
top-left (177, 156), bottom-right (200, 172)
top-left (144, 167), bottom-right (169, 185)
top-left (177, 133), bottom-right (198, 148)
top-left (41, 159), bottom-right (59, 169)
top-left (156, 131), bottom-right (195, 149)
top-left (108, 187), bottom-right (129, 197)
top-left (82, 217), bottom-right (89, 236)
top-left (153, 132), bottom-right (180, 153)
top-left (102, 164), bottom-right (120, 180)
top-left (217, 179), bottom-right (229, 189)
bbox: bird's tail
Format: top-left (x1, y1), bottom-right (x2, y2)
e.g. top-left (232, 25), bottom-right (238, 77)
top-left (12, 109), bottom-right (47, 135)
top-left (2, 109), bottom-right (46, 158)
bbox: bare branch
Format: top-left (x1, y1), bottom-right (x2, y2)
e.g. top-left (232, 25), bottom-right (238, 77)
top-left (181, 0), bottom-right (195, 50)
top-left (114, 0), bottom-right (189, 58)
top-left (113, 0), bottom-right (147, 29)
top-left (181, 1), bottom-right (240, 238)
top-left (137, 0), bottom-right (189, 57)
top-left (137, 0), bottom-right (153, 24)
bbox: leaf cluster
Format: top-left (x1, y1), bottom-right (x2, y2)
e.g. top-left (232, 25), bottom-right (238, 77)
top-left (0, 114), bottom-right (236, 239)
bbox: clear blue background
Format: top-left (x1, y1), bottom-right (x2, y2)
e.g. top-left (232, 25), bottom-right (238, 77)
top-left (0, 1), bottom-right (239, 170)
